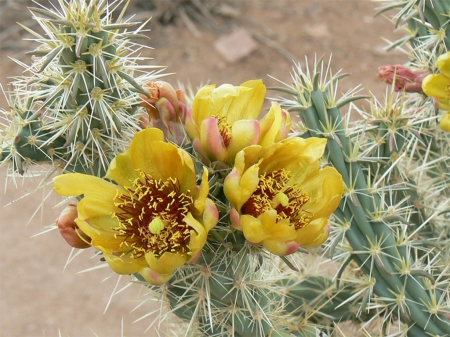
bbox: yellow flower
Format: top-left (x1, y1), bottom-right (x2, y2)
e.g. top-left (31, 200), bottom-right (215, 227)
top-left (185, 79), bottom-right (291, 165)
top-left (53, 128), bottom-right (219, 285)
top-left (423, 52), bottom-right (450, 111)
top-left (224, 137), bottom-right (343, 256)
top-left (440, 112), bottom-right (450, 132)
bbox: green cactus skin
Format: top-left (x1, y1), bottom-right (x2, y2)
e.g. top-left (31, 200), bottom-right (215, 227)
top-left (0, 0), bottom-right (164, 178)
top-left (272, 54), bottom-right (450, 336)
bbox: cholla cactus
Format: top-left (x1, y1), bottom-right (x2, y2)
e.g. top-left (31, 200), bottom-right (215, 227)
top-left (1, 0), bottom-right (450, 337)
top-left (0, 0), bottom-right (163, 180)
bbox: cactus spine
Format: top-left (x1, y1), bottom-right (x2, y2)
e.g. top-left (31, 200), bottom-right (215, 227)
top-left (0, 0), bottom-right (162, 178)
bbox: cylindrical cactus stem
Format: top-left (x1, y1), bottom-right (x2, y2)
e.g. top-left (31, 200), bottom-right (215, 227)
top-left (1, 0), bottom-right (160, 177)
top-left (162, 231), bottom-right (287, 337)
top-left (274, 66), bottom-right (450, 335)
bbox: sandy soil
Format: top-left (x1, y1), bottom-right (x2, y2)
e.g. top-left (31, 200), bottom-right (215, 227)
top-left (0, 1), bottom-right (408, 336)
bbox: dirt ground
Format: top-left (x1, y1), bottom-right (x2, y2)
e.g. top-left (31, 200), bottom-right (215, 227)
top-left (0, 1), bottom-right (407, 336)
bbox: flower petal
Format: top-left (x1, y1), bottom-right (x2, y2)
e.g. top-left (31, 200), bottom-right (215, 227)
top-left (295, 218), bottom-right (329, 246)
top-left (422, 74), bottom-right (450, 100)
top-left (300, 167), bottom-right (344, 219)
top-left (104, 253), bottom-right (147, 274)
top-left (145, 251), bottom-right (187, 275)
top-left (226, 119), bottom-right (260, 163)
top-left (53, 173), bottom-right (119, 201)
top-left (199, 117), bottom-right (227, 162)
top-left (226, 80), bottom-right (266, 122)
top-left (262, 239), bottom-right (300, 256)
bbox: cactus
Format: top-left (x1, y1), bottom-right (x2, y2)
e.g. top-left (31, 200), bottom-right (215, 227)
top-left (0, 0), bottom-right (163, 179)
top-left (1, 0), bottom-right (450, 336)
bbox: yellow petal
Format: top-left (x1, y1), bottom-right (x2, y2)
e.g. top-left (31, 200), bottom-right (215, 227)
top-left (194, 168), bottom-right (210, 214)
top-left (440, 113), bottom-right (450, 132)
top-left (422, 74), bottom-right (450, 100)
top-left (202, 198), bottom-right (219, 232)
top-left (145, 251), bottom-right (187, 275)
top-left (226, 80), bottom-right (266, 123)
top-left (75, 218), bottom-right (123, 253)
top-left (138, 267), bottom-right (172, 286)
top-left (262, 239), bottom-right (300, 256)
top-left (53, 173), bottom-right (119, 201)
top-left (258, 211), bottom-right (297, 242)
top-left (437, 51), bottom-right (450, 78)
top-left (240, 214), bottom-right (271, 243)
top-left (258, 102), bottom-right (283, 148)
top-left (104, 253), bottom-right (147, 274)
top-left (259, 137), bottom-right (326, 175)
top-left (300, 167), bottom-right (344, 219)
top-left (226, 119), bottom-right (260, 164)
top-left (106, 150), bottom-right (138, 187)
top-left (295, 218), bottom-right (329, 246)
top-left (183, 213), bottom-right (207, 253)
top-left (129, 135), bottom-right (196, 194)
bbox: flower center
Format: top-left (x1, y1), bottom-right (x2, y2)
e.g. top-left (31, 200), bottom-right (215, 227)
top-left (241, 169), bottom-right (311, 229)
top-left (112, 170), bottom-right (194, 259)
top-left (215, 115), bottom-right (232, 147)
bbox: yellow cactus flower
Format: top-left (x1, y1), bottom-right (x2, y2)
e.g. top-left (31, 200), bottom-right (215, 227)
top-left (53, 128), bottom-right (219, 285)
top-left (185, 79), bottom-right (291, 165)
top-left (440, 112), bottom-right (450, 132)
top-left (224, 137), bottom-right (344, 256)
top-left (423, 52), bottom-right (450, 112)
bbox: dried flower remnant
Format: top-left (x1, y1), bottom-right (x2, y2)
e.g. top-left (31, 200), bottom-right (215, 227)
top-left (140, 81), bottom-right (188, 143)
top-left (378, 64), bottom-right (430, 93)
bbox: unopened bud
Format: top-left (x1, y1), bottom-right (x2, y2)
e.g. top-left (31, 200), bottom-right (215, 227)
top-left (378, 64), bottom-right (431, 93)
top-left (56, 204), bottom-right (91, 249)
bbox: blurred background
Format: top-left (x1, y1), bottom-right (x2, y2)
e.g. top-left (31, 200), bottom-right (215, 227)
top-left (0, 1), bottom-right (406, 336)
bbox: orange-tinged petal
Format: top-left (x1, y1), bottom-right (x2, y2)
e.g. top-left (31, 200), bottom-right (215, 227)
top-left (104, 253), bottom-right (147, 274)
top-left (145, 251), bottom-right (187, 275)
top-left (185, 108), bottom-right (200, 140)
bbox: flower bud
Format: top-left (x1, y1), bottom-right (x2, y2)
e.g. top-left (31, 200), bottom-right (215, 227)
top-left (378, 64), bottom-right (430, 93)
top-left (140, 81), bottom-right (188, 143)
top-left (56, 204), bottom-right (91, 249)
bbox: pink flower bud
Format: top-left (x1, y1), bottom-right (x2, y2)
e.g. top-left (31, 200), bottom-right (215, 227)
top-left (56, 204), bottom-right (91, 249)
top-left (378, 64), bottom-right (431, 93)
top-left (140, 81), bottom-right (188, 144)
